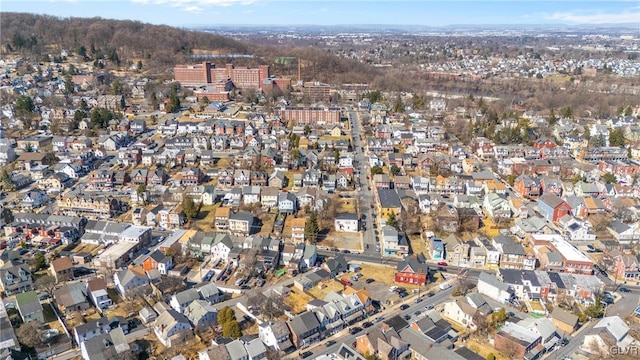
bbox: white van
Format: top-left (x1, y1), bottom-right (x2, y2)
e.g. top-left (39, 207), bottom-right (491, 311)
top-left (439, 283), bottom-right (452, 290)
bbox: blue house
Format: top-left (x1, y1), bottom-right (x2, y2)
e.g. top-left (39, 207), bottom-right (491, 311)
top-left (431, 238), bottom-right (444, 260)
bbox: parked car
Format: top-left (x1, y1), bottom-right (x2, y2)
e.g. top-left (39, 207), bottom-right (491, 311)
top-left (389, 286), bottom-right (398, 292)
top-left (414, 297), bottom-right (423, 303)
top-left (349, 327), bottom-right (362, 335)
top-left (366, 278), bottom-right (375, 283)
top-left (300, 351), bottom-right (313, 359)
top-left (362, 322), bottom-right (373, 328)
top-left (400, 304), bottom-right (409, 310)
top-left (325, 340), bottom-right (336, 347)
top-left (619, 287), bottom-right (631, 293)
top-left (425, 304), bottom-right (434, 310)
top-left (340, 278), bottom-right (353, 286)
top-left (398, 291), bottom-right (408, 298)
top-left (437, 261), bottom-right (448, 266)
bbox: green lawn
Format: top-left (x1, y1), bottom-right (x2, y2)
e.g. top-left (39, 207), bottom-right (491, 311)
top-left (42, 303), bottom-right (58, 322)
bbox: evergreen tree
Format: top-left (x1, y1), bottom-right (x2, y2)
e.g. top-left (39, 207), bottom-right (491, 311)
top-left (304, 213), bottom-right (319, 243)
top-left (182, 197), bottom-right (199, 219)
top-left (222, 319), bottom-right (242, 338)
top-left (1, 170), bottom-right (16, 192)
top-left (386, 213), bottom-right (398, 229)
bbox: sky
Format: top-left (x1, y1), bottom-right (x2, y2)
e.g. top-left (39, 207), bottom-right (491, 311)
top-left (1, 0), bottom-right (639, 27)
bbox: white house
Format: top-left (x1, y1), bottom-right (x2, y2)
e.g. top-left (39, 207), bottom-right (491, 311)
top-left (153, 309), bottom-right (193, 347)
top-left (22, 190), bottom-right (49, 210)
top-left (258, 320), bottom-right (293, 351)
top-left (113, 268), bottom-right (149, 297)
top-left (334, 213), bottom-right (359, 233)
top-left (170, 289), bottom-right (200, 314)
top-left (477, 272), bottom-right (516, 304)
top-left (582, 316), bottom-right (634, 356)
top-left (211, 235), bottom-right (233, 263)
top-left (442, 298), bottom-right (478, 331)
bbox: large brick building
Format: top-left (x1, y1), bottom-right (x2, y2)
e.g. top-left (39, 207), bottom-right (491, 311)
top-left (276, 107), bottom-right (341, 125)
top-left (174, 62), bottom-right (269, 89)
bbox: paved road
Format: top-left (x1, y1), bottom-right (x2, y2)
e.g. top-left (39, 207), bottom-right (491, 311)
top-left (285, 269), bottom-right (492, 359)
top-left (290, 285), bottom-right (459, 359)
top-left (550, 286), bottom-right (639, 359)
top-left (348, 108), bottom-right (379, 256)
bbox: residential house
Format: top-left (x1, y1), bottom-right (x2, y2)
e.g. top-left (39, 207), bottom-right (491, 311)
top-left (197, 283), bottom-right (225, 305)
top-left (54, 282), bottom-right (90, 314)
top-left (22, 189), bottom-right (49, 210)
top-left (494, 322), bottom-right (543, 360)
top-left (477, 272), bottom-right (515, 304)
top-left (323, 254), bottom-right (348, 277)
top-left (277, 191), bottom-right (297, 215)
top-left (80, 327), bottom-right (131, 360)
top-left (355, 327), bottom-right (409, 360)
top-left (537, 194), bottom-right (572, 223)
top-left (15, 291), bottom-right (44, 323)
top-left (514, 176), bottom-right (541, 199)
top-left (581, 316), bottom-right (634, 357)
top-left (113, 267), bottom-right (150, 298)
top-left (335, 213), bottom-right (359, 233)
top-left (258, 320), bottom-right (294, 352)
top-left (290, 218), bottom-right (306, 244)
top-left (612, 252), bottom-right (640, 282)
top-left (287, 311), bottom-right (322, 349)
top-left (550, 308), bottom-right (579, 335)
top-left (493, 235), bottom-right (530, 270)
top-left (395, 254), bottom-right (430, 286)
top-left (228, 212), bottom-right (254, 235)
top-left (143, 250), bottom-right (173, 275)
top-left (483, 193), bottom-right (511, 222)
top-left (87, 277), bottom-right (112, 310)
top-left (130, 169), bottom-right (148, 185)
top-left (153, 309), bottom-right (193, 347)
top-left (260, 187), bottom-right (279, 209)
top-left (443, 297), bottom-right (482, 332)
top-left (170, 288), bottom-right (201, 314)
top-left (185, 299), bottom-right (217, 332)
top-left (215, 207), bottom-right (231, 230)
top-left (382, 226), bottom-right (409, 257)
top-left (377, 189), bottom-right (403, 220)
top-left (269, 171), bottom-right (287, 189)
top-left (182, 167), bottom-right (203, 186)
top-left (0, 262), bottom-right (33, 296)
top-left (373, 174), bottom-right (391, 189)
top-left (50, 257), bottom-right (74, 282)
top-left (607, 221), bottom-right (639, 243)
top-left (443, 234), bottom-right (470, 267)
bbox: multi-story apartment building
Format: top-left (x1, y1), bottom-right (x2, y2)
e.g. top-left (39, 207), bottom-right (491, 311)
top-left (173, 62), bottom-right (269, 89)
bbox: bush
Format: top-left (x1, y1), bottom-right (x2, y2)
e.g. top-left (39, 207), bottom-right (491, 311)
top-left (486, 353), bottom-right (495, 360)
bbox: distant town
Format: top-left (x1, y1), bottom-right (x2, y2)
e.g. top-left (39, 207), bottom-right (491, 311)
top-left (0, 19), bottom-right (639, 360)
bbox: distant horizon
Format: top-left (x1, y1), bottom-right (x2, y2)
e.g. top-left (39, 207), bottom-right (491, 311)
top-left (2, 1), bottom-right (639, 29)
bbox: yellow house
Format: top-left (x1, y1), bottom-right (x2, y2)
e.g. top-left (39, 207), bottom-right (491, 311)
top-left (330, 126), bottom-right (342, 137)
top-left (298, 137), bottom-right (309, 150)
top-left (462, 158), bottom-right (475, 175)
top-left (378, 189), bottom-right (402, 219)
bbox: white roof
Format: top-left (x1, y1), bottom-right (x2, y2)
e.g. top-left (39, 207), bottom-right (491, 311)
top-left (593, 316), bottom-right (629, 342)
top-left (551, 238), bottom-right (593, 263)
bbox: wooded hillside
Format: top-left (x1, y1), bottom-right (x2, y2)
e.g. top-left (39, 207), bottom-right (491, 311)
top-left (0, 12), bottom-right (377, 84)
top-left (1, 13), bottom-right (248, 68)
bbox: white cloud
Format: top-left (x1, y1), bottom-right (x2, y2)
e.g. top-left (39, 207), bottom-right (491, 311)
top-left (132, 0), bottom-right (255, 13)
top-left (543, 8), bottom-right (640, 24)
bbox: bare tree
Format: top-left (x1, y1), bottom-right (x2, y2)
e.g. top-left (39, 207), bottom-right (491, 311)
top-left (16, 321), bottom-right (44, 348)
top-left (34, 274), bottom-right (58, 294)
top-left (500, 337), bottom-right (522, 359)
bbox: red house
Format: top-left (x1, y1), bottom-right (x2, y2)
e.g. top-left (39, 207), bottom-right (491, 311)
top-left (395, 254), bottom-right (430, 286)
top-left (538, 194), bottom-right (572, 223)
